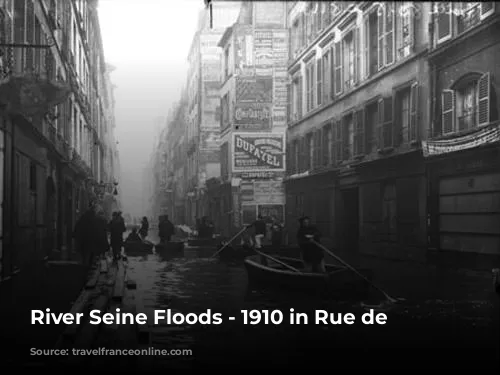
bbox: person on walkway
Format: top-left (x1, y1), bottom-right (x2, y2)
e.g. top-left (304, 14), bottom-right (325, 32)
top-left (297, 216), bottom-right (325, 273)
top-left (139, 216), bottom-right (149, 240)
top-left (247, 215), bottom-right (267, 250)
top-left (95, 205), bottom-right (110, 259)
top-left (109, 211), bottom-right (126, 261)
top-left (271, 217), bottom-right (284, 252)
top-left (73, 202), bottom-right (98, 268)
top-left (159, 215), bottom-right (175, 243)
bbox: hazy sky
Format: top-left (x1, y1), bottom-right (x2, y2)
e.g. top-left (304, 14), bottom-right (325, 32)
top-left (98, 0), bottom-right (204, 217)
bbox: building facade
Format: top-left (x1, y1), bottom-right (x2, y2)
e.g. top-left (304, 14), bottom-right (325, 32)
top-left (424, 2), bottom-right (499, 262)
top-left (216, 2), bottom-right (289, 237)
top-left (184, 2), bottom-right (241, 227)
top-left (0, 0), bottom-right (120, 280)
top-left (285, 2), bottom-right (431, 260)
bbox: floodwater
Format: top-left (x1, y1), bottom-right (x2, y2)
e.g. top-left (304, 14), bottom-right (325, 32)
top-left (125, 237), bottom-right (498, 370)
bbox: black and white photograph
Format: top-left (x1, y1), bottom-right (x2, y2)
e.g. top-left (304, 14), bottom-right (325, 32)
top-left (0, 0), bottom-right (499, 371)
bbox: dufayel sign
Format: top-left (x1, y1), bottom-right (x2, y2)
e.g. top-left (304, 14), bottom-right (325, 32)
top-left (232, 132), bottom-right (285, 173)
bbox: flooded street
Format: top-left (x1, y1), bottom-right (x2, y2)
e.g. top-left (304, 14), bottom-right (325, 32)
top-left (125, 236), bottom-right (498, 370)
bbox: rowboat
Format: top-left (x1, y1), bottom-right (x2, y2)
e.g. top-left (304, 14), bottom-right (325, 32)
top-left (124, 241), bottom-right (154, 256)
top-left (154, 241), bottom-right (185, 253)
top-left (216, 244), bottom-right (255, 260)
top-left (244, 255), bottom-right (373, 297)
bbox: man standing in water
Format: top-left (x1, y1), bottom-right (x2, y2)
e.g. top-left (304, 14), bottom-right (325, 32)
top-left (297, 216), bottom-right (324, 273)
top-left (73, 202), bottom-right (98, 269)
top-left (109, 211), bottom-right (126, 261)
top-left (159, 215), bottom-right (175, 243)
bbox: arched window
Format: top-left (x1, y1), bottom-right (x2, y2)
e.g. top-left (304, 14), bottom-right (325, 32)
top-left (441, 72), bottom-right (497, 134)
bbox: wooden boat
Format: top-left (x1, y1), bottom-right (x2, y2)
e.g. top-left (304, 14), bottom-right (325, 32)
top-left (216, 244), bottom-right (255, 260)
top-left (187, 237), bottom-right (219, 247)
top-left (124, 240), bottom-right (154, 256)
top-left (244, 255), bottom-right (374, 297)
top-left (154, 241), bottom-right (185, 253)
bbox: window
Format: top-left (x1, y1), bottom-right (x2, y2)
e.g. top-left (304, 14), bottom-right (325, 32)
top-left (291, 74), bottom-right (303, 121)
top-left (322, 122), bottom-right (332, 166)
top-left (322, 50), bottom-right (331, 103)
top-left (364, 10), bottom-right (379, 78)
top-left (221, 93), bottom-right (229, 129)
top-left (316, 58), bottom-right (322, 106)
top-left (364, 101), bottom-right (379, 154)
top-left (291, 18), bottom-right (300, 57)
top-left (313, 129), bottom-right (322, 168)
top-left (224, 47), bottom-right (229, 80)
top-left (436, 2), bottom-right (495, 44)
top-left (306, 61), bottom-right (315, 112)
top-left (396, 2), bottom-right (415, 59)
top-left (333, 119), bottom-right (342, 163)
top-left (343, 30), bottom-right (356, 89)
top-left (307, 132), bottom-right (314, 169)
top-left (333, 40), bottom-right (343, 95)
top-left (441, 73), bottom-right (494, 134)
top-left (394, 84), bottom-right (418, 145)
top-left (353, 109), bottom-right (365, 156)
top-left (397, 88), bottom-right (411, 143)
top-left (322, 2), bottom-right (331, 29)
top-left (378, 2), bottom-right (395, 69)
top-left (377, 97), bottom-right (393, 149)
top-left (342, 113), bottom-right (353, 160)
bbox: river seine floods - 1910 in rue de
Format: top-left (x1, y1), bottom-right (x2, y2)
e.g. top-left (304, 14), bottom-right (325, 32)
top-left (0, 0), bottom-right (499, 371)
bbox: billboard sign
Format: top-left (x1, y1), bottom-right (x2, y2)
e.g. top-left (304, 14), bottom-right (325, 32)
top-left (254, 30), bottom-right (273, 76)
top-left (234, 102), bottom-right (272, 131)
top-left (236, 76), bottom-right (273, 103)
top-left (232, 132), bottom-right (285, 172)
top-left (235, 26), bottom-right (254, 77)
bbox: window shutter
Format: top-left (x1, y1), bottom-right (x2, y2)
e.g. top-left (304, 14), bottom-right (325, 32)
top-left (311, 62), bottom-right (316, 110)
top-left (286, 83), bottom-right (291, 124)
top-left (377, 98), bottom-right (385, 148)
top-left (437, 2), bottom-right (452, 43)
top-left (316, 129), bottom-right (322, 168)
top-left (363, 17), bottom-right (370, 79)
top-left (385, 96), bottom-right (394, 147)
top-left (353, 26), bottom-right (360, 84)
top-left (330, 46), bottom-right (335, 99)
top-left (377, 6), bottom-right (385, 70)
top-left (299, 137), bottom-right (305, 172)
top-left (480, 2), bottom-right (494, 19)
top-left (355, 109), bottom-right (365, 156)
top-left (441, 89), bottom-right (455, 134)
top-left (353, 110), bottom-right (359, 156)
top-left (322, 52), bottom-right (330, 103)
top-left (385, 2), bottom-right (395, 66)
top-left (336, 119), bottom-right (343, 162)
top-left (408, 4), bottom-right (415, 53)
top-left (316, 58), bottom-right (322, 106)
top-left (409, 82), bottom-right (418, 142)
top-left (477, 72), bottom-right (490, 127)
top-left (322, 123), bottom-right (330, 166)
top-left (334, 40), bottom-right (343, 95)
top-left (298, 75), bottom-right (303, 118)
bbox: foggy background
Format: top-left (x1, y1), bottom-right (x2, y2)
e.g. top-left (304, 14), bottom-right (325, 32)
top-left (98, 0), bottom-right (204, 217)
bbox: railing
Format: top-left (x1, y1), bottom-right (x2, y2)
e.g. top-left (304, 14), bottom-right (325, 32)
top-left (457, 5), bottom-right (481, 35)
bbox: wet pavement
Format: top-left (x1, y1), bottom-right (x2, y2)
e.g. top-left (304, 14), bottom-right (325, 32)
top-left (126, 235), bottom-right (499, 370)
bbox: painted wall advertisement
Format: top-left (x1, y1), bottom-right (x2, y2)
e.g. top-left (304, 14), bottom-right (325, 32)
top-left (234, 102), bottom-right (271, 131)
top-left (254, 30), bottom-right (273, 76)
top-left (254, 2), bottom-right (286, 28)
top-left (236, 76), bottom-right (273, 103)
top-left (273, 78), bottom-right (287, 128)
top-left (272, 30), bottom-right (288, 66)
top-left (253, 181), bottom-right (285, 205)
top-left (232, 133), bottom-right (285, 172)
top-left (235, 26), bottom-right (254, 77)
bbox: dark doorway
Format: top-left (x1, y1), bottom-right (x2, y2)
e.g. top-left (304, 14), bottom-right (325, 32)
top-left (341, 188), bottom-right (359, 252)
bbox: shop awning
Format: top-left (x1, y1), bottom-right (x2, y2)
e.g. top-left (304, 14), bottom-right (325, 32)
top-left (422, 122), bottom-right (500, 158)
top-left (0, 74), bottom-right (71, 118)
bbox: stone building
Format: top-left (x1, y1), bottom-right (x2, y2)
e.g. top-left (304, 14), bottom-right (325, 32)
top-left (184, 2), bottom-right (241, 227)
top-left (284, 2), bottom-right (432, 260)
top-left (0, 0), bottom-right (120, 279)
top-left (216, 2), bottom-right (289, 237)
top-left (423, 2), bottom-right (499, 264)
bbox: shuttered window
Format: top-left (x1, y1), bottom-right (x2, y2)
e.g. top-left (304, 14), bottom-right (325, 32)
top-left (316, 58), bottom-right (322, 106)
top-left (322, 122), bottom-right (331, 166)
top-left (353, 109), bottom-right (365, 156)
top-left (377, 97), bottom-right (393, 149)
top-left (385, 2), bottom-right (395, 66)
top-left (333, 41), bottom-right (343, 95)
top-left (436, 2), bottom-right (452, 43)
top-left (322, 50), bottom-right (331, 103)
top-left (409, 82), bottom-right (419, 142)
top-left (333, 120), bottom-right (342, 164)
top-left (477, 72), bottom-right (490, 127)
top-left (441, 89), bottom-right (455, 134)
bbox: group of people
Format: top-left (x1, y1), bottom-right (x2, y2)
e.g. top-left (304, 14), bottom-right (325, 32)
top-left (196, 216), bottom-right (215, 238)
top-left (246, 214), bottom-right (325, 273)
top-left (73, 202), bottom-right (127, 267)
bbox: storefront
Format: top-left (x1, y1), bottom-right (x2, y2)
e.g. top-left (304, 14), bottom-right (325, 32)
top-left (425, 123), bottom-right (500, 261)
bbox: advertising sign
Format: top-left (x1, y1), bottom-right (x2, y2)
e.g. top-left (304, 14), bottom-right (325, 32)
top-left (273, 66), bottom-right (287, 79)
top-left (200, 130), bottom-right (220, 151)
top-left (272, 105), bottom-right (287, 128)
top-left (273, 78), bottom-right (287, 106)
top-left (253, 181), bottom-right (285, 205)
top-left (257, 204), bottom-right (285, 222)
top-left (236, 76), bottom-right (273, 103)
top-left (232, 133), bottom-right (285, 172)
top-left (254, 2), bottom-right (286, 28)
top-left (254, 30), bottom-right (273, 76)
top-left (234, 102), bottom-right (272, 131)
top-left (235, 27), bottom-right (254, 77)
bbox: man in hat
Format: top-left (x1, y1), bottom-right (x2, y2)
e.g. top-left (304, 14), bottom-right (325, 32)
top-left (73, 201), bottom-right (99, 269)
top-left (296, 216), bottom-right (324, 273)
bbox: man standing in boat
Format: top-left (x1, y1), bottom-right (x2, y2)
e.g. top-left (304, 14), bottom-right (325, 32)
top-left (247, 215), bottom-right (267, 250)
top-left (297, 216), bottom-right (325, 273)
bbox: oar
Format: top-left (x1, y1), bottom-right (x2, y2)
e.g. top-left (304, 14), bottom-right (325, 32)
top-left (254, 249), bottom-right (302, 274)
top-left (312, 240), bottom-right (399, 303)
top-left (211, 226), bottom-right (248, 258)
